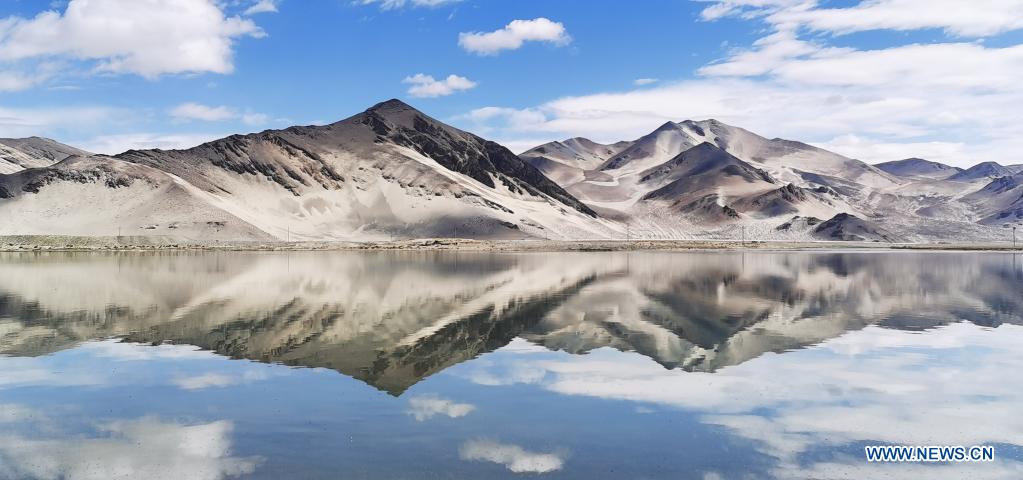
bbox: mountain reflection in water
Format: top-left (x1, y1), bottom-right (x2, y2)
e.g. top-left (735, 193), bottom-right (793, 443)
top-left (2, 250), bottom-right (1023, 479)
top-left (2, 251), bottom-right (1020, 394)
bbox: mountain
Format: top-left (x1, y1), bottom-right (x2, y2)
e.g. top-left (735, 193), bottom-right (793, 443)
top-left (0, 137), bottom-right (90, 174)
top-left (949, 161), bottom-right (1014, 181)
top-left (0, 144), bottom-right (39, 175)
top-left (875, 158), bottom-right (963, 180)
top-left (520, 137), bottom-right (630, 186)
top-left (1, 99), bottom-right (612, 241)
top-left (2, 104), bottom-right (1021, 243)
top-left (599, 121), bottom-right (699, 173)
top-left (522, 119), bottom-right (893, 239)
top-left (812, 213), bottom-right (900, 242)
top-left (965, 173), bottom-right (1023, 226)
top-left (0, 155), bottom-right (271, 239)
top-left (520, 118), bottom-right (1023, 242)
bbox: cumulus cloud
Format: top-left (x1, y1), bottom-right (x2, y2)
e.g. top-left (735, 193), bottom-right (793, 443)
top-left (406, 395), bottom-right (475, 421)
top-left (0, 0), bottom-right (265, 79)
top-left (633, 78), bottom-right (658, 86)
top-left (459, 439), bottom-right (565, 473)
top-left (357, 0), bottom-right (460, 10)
top-left (0, 416), bottom-right (261, 480)
top-left (459, 18), bottom-right (571, 55)
top-left (402, 73), bottom-right (477, 98)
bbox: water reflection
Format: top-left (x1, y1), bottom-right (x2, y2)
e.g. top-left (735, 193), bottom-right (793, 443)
top-left (0, 251), bottom-right (1021, 478)
top-left (2, 251), bottom-right (1021, 390)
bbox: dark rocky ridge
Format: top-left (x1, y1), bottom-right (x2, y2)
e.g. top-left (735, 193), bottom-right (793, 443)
top-left (356, 99), bottom-right (595, 216)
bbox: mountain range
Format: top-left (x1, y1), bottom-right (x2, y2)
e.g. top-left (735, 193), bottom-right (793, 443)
top-left (2, 99), bottom-right (1021, 242)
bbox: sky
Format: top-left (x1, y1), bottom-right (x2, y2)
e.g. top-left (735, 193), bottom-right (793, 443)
top-left (1, 0), bottom-right (1022, 167)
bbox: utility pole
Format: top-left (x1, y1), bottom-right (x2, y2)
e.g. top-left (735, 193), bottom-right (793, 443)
top-left (1014, 225), bottom-right (1017, 249)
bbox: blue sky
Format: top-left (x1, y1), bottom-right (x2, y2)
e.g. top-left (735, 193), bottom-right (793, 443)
top-left (1, 0), bottom-right (1023, 167)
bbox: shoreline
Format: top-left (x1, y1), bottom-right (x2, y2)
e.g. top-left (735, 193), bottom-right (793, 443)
top-left (1, 235), bottom-right (1021, 252)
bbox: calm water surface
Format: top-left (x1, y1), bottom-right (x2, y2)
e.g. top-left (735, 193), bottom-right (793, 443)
top-left (1, 251), bottom-right (1022, 479)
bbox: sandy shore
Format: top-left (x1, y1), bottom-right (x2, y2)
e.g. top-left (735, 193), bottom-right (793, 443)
top-left (1, 235), bottom-right (1021, 252)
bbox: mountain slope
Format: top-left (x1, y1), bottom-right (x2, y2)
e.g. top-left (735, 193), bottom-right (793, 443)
top-left (813, 213), bottom-right (900, 242)
top-left (0, 137), bottom-right (91, 174)
top-left (520, 137), bottom-right (631, 186)
top-left (599, 121), bottom-right (702, 174)
top-left (0, 155), bottom-right (270, 239)
top-left (875, 158), bottom-right (962, 180)
top-left (965, 173), bottom-right (1023, 225)
top-left (1, 99), bottom-right (610, 241)
top-left (950, 162), bottom-right (1013, 181)
top-left (638, 143), bottom-right (776, 201)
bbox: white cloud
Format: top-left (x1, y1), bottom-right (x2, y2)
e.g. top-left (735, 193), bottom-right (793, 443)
top-left (464, 323), bottom-right (1023, 479)
top-left (697, 0), bottom-right (802, 21)
top-left (459, 18), bottom-right (571, 56)
top-left (461, 4), bottom-right (1023, 167)
top-left (701, 40), bottom-right (1023, 90)
top-left (170, 102), bottom-right (271, 127)
top-left (818, 135), bottom-right (971, 166)
top-left (459, 439), bottom-right (565, 473)
top-left (79, 133), bottom-right (226, 155)
top-left (633, 78), bottom-right (658, 86)
top-left (402, 73), bottom-right (477, 98)
top-left (0, 104), bottom-right (124, 138)
top-left (460, 106), bottom-right (546, 129)
top-left (767, 0), bottom-right (1023, 37)
top-left (0, 0), bottom-right (265, 79)
top-left (243, 0), bottom-right (278, 15)
top-left (464, 362), bottom-right (547, 386)
top-left (171, 103), bottom-right (239, 122)
top-left (357, 0), bottom-right (460, 10)
top-left (79, 340), bottom-right (222, 361)
top-left (241, 112), bottom-right (270, 126)
top-left (406, 395), bottom-right (475, 421)
top-left (0, 71), bottom-right (45, 92)
top-left (0, 416), bottom-right (261, 480)
top-left (173, 373), bottom-right (237, 390)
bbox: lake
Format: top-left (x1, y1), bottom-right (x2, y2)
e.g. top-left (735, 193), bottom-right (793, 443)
top-left (1, 250), bottom-right (1021, 479)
